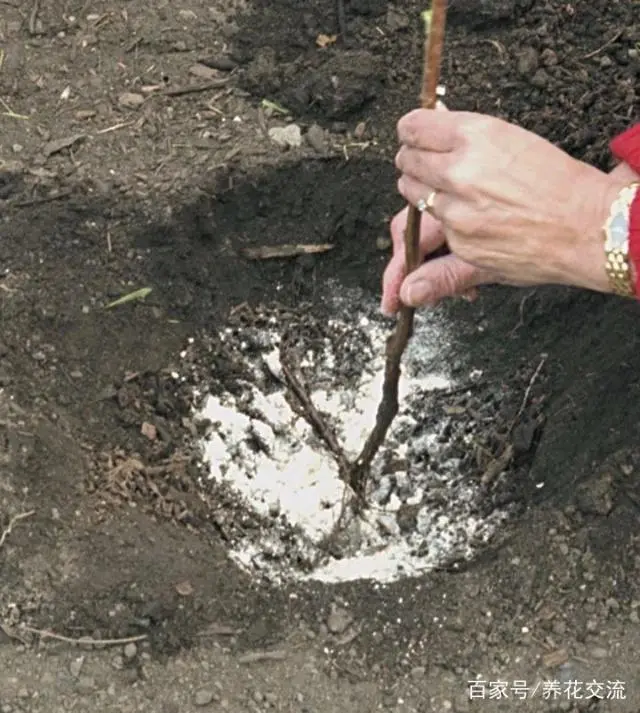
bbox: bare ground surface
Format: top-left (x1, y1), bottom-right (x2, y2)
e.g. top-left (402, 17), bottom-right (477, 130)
top-left (1, 0), bottom-right (640, 711)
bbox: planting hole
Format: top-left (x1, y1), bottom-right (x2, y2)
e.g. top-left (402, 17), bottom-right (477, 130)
top-left (184, 285), bottom-right (511, 584)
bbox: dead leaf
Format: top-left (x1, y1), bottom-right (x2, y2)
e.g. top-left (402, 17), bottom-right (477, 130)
top-left (189, 63), bottom-right (219, 80)
top-left (240, 243), bottom-right (334, 260)
top-left (542, 648), bottom-right (569, 668)
top-left (42, 133), bottom-right (86, 158)
top-left (141, 422), bottom-right (157, 440)
top-left (175, 580), bottom-right (194, 597)
top-left (316, 33), bottom-right (337, 48)
top-left (196, 622), bottom-right (242, 637)
top-left (237, 649), bottom-right (287, 664)
top-left (480, 443), bottom-right (514, 486)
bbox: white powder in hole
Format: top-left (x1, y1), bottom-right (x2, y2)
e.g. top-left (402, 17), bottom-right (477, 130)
top-left (197, 291), bottom-right (507, 584)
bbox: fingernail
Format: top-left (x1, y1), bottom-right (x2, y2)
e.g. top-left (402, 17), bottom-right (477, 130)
top-left (401, 281), bottom-right (430, 307)
top-left (379, 300), bottom-right (394, 318)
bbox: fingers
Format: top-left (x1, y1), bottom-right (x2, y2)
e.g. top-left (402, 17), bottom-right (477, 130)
top-left (397, 109), bottom-right (472, 152)
top-left (397, 173), bottom-right (448, 218)
top-left (399, 253), bottom-right (490, 307)
top-left (380, 207), bottom-right (445, 316)
top-left (396, 146), bottom-right (457, 195)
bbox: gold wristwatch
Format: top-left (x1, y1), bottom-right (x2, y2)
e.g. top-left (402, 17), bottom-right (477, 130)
top-left (603, 182), bottom-right (639, 297)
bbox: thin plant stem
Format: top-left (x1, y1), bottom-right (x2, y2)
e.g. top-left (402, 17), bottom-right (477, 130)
top-left (347, 1), bottom-right (449, 497)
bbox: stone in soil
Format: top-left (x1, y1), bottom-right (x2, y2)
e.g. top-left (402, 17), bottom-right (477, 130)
top-left (194, 689), bottom-right (216, 706)
top-left (327, 604), bottom-right (353, 635)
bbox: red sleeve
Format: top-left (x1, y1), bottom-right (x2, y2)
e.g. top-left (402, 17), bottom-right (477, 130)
top-left (610, 123), bottom-right (640, 173)
top-left (609, 123), bottom-right (640, 297)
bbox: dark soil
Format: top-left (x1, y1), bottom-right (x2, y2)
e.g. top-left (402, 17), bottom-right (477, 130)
top-left (1, 0), bottom-right (640, 711)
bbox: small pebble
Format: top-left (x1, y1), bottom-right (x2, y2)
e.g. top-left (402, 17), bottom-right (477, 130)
top-left (123, 642), bottom-right (137, 660)
top-left (112, 655), bottom-right (124, 670)
top-left (264, 692), bottom-right (278, 706)
top-left (268, 124), bottom-right (302, 149)
top-left (70, 656), bottom-right (84, 677)
top-left (410, 666), bottom-right (426, 679)
top-left (530, 69), bottom-right (549, 88)
top-left (590, 647), bottom-right (608, 660)
top-left (306, 124), bottom-right (326, 153)
top-left (326, 604), bottom-right (352, 634)
top-left (194, 689), bottom-right (215, 707)
top-left (118, 92), bottom-right (145, 108)
top-left (605, 598), bottom-right (619, 612)
top-left (517, 47), bottom-right (539, 75)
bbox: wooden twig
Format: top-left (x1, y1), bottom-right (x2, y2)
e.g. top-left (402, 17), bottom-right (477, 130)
top-left (161, 79), bottom-right (229, 97)
top-left (281, 361), bottom-right (350, 474)
top-left (20, 626), bottom-right (147, 647)
top-left (0, 510), bottom-right (35, 549)
top-left (28, 0), bottom-right (40, 35)
top-left (347, 1), bottom-right (449, 496)
top-left (240, 243), bottom-right (334, 260)
top-left (582, 30), bottom-right (622, 59)
top-left (508, 354), bottom-right (547, 433)
top-left (14, 190), bottom-right (72, 208)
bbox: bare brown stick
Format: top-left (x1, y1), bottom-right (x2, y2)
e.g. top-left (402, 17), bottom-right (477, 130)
top-left (281, 361), bottom-right (350, 474)
top-left (507, 354), bottom-right (547, 434)
top-left (347, 2), bottom-right (449, 496)
top-left (161, 79), bottom-right (230, 97)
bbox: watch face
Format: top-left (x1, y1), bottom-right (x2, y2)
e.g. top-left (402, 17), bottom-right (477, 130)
top-left (608, 210), bottom-right (629, 251)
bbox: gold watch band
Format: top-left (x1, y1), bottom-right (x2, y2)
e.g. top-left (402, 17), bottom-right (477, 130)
top-left (603, 182), bottom-right (639, 297)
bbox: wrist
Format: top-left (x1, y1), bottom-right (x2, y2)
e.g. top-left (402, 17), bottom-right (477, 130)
top-left (554, 167), bottom-right (625, 294)
top-left (555, 125), bottom-right (640, 297)
top-left (610, 161), bottom-right (640, 184)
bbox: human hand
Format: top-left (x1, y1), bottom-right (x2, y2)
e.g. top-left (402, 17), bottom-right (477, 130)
top-left (383, 109), bottom-right (626, 312)
top-left (381, 206), bottom-right (489, 315)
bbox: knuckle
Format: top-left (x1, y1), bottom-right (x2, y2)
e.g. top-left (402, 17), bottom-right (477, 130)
top-left (463, 113), bottom-right (495, 139)
top-left (442, 205), bottom-right (479, 242)
top-left (390, 210), bottom-right (405, 236)
top-left (398, 109), bottom-right (423, 143)
top-left (397, 176), bottom-right (411, 201)
top-left (442, 160), bottom-right (475, 195)
top-left (394, 147), bottom-right (403, 169)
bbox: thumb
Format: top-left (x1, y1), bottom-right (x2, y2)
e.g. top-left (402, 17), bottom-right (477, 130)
top-left (400, 254), bottom-right (488, 307)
